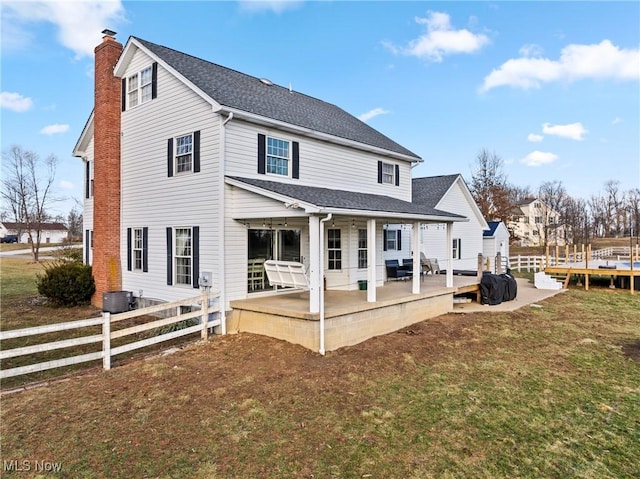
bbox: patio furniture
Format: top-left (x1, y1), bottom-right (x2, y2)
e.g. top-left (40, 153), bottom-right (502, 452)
top-left (420, 253), bottom-right (441, 275)
top-left (385, 259), bottom-right (412, 280)
top-left (264, 260), bottom-right (310, 290)
top-left (248, 258), bottom-right (266, 291)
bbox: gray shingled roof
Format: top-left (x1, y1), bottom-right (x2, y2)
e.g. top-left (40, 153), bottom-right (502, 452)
top-left (227, 176), bottom-right (465, 220)
top-left (134, 37), bottom-right (420, 160)
top-left (412, 174), bottom-right (460, 207)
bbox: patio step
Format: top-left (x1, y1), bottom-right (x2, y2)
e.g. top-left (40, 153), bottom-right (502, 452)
top-left (534, 272), bottom-right (563, 290)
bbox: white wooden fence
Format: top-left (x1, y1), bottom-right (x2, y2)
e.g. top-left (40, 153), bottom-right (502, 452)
top-left (0, 290), bottom-right (220, 379)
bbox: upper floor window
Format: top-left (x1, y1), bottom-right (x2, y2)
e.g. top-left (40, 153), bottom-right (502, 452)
top-left (534, 202), bottom-right (541, 208)
top-left (534, 216), bottom-right (543, 224)
top-left (267, 137), bottom-right (290, 176)
top-left (127, 66), bottom-right (152, 108)
top-left (381, 163), bottom-right (394, 184)
top-left (175, 134), bottom-right (193, 173)
top-left (377, 161), bottom-right (399, 186)
top-left (168, 131), bottom-right (200, 176)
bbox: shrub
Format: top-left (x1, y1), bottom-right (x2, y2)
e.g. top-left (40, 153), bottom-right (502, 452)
top-left (36, 261), bottom-right (95, 306)
top-left (53, 244), bottom-right (84, 263)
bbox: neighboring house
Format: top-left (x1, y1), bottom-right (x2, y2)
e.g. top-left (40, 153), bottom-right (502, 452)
top-left (0, 222), bottom-right (69, 244)
top-left (73, 31), bottom-right (466, 329)
top-left (509, 198), bottom-right (566, 247)
top-left (483, 221), bottom-right (510, 272)
top-left (384, 174), bottom-right (488, 272)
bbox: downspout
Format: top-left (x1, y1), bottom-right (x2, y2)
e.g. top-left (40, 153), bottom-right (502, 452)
top-left (319, 213), bottom-right (333, 355)
top-left (218, 111), bottom-right (233, 334)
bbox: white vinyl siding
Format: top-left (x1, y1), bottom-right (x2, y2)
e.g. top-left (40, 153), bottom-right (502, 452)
top-left (120, 48), bottom-right (220, 303)
top-left (224, 120), bottom-right (413, 201)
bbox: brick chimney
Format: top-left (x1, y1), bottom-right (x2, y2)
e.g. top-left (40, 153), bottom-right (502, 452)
top-left (92, 30), bottom-right (123, 307)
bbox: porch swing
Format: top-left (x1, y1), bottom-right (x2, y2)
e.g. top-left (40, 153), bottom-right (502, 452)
top-left (263, 260), bottom-right (311, 290)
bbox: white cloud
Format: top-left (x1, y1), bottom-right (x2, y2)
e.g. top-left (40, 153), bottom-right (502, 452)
top-left (2, 1), bottom-right (125, 59)
top-left (528, 133), bottom-right (544, 142)
top-left (612, 117), bottom-right (623, 125)
top-left (385, 11), bottom-right (490, 62)
top-left (40, 124), bottom-right (70, 135)
top-left (520, 150), bottom-right (558, 167)
top-left (358, 107), bottom-right (391, 122)
top-left (59, 180), bottom-right (74, 190)
top-left (0, 91), bottom-right (33, 112)
top-left (542, 122), bottom-right (587, 141)
top-left (237, 0), bottom-right (303, 14)
top-left (519, 43), bottom-right (543, 57)
top-left (481, 40), bottom-right (640, 92)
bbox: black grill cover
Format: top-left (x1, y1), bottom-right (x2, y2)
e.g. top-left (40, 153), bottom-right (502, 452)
top-left (501, 273), bottom-right (518, 302)
top-left (480, 273), bottom-right (505, 305)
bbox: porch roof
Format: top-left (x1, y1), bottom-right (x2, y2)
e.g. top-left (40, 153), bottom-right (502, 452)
top-left (226, 176), bottom-right (468, 222)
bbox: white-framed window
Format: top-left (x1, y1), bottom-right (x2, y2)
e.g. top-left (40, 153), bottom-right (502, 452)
top-left (327, 229), bottom-right (342, 270)
top-left (175, 134), bottom-right (194, 173)
top-left (381, 162), bottom-right (395, 184)
top-left (385, 229), bottom-right (400, 250)
top-left (175, 227), bottom-right (192, 286)
top-left (133, 228), bottom-right (144, 271)
top-left (533, 230), bottom-right (540, 236)
top-left (358, 229), bottom-right (367, 269)
top-left (534, 202), bottom-right (541, 208)
top-left (127, 66), bottom-right (153, 108)
top-left (452, 238), bottom-right (462, 260)
top-left (266, 136), bottom-right (290, 176)
top-left (534, 216), bottom-right (542, 224)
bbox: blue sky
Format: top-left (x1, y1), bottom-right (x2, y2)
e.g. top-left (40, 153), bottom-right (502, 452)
top-left (2, 1), bottom-right (639, 218)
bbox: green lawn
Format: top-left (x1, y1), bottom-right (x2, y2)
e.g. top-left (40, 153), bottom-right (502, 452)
top-left (1, 257), bottom-right (638, 478)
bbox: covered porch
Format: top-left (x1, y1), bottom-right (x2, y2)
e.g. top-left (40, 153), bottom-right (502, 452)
top-left (229, 274), bottom-right (479, 352)
top-left (226, 176), bottom-right (469, 353)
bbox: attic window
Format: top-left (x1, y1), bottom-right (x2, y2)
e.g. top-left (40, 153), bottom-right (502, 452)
top-left (260, 78), bottom-right (273, 86)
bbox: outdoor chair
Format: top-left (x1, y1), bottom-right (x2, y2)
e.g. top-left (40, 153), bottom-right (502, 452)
top-left (385, 259), bottom-right (412, 281)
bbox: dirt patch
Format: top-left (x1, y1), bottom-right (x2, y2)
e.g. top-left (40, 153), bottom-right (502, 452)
top-left (621, 339), bottom-right (640, 361)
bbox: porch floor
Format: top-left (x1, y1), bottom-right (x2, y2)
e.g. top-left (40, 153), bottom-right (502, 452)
top-left (230, 274), bottom-right (480, 321)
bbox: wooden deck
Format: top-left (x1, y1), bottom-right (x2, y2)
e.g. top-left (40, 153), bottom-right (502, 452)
top-left (546, 260), bottom-right (638, 294)
top-left (228, 275), bottom-right (480, 352)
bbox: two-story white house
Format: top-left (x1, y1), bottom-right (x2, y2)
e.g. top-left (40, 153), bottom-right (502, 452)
top-left (509, 198), bottom-right (566, 247)
top-left (74, 32), bottom-right (470, 352)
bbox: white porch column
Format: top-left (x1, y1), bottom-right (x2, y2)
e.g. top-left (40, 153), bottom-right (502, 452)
top-left (367, 218), bottom-right (376, 303)
top-left (309, 216), bottom-right (321, 313)
top-left (412, 221), bottom-right (421, 294)
top-left (445, 222), bottom-right (453, 288)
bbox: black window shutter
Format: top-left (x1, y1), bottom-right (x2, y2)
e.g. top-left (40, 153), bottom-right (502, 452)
top-left (127, 228), bottom-right (132, 271)
top-left (192, 226), bottom-right (200, 288)
top-left (85, 161), bottom-right (90, 199)
top-left (167, 138), bottom-right (174, 177)
top-left (257, 134), bottom-right (266, 174)
top-left (397, 230), bottom-right (402, 251)
top-left (383, 230), bottom-right (388, 251)
top-left (166, 227), bottom-right (173, 285)
top-left (193, 131), bottom-right (201, 173)
top-left (395, 165), bottom-right (400, 186)
top-left (121, 78), bottom-right (126, 112)
top-left (377, 161), bottom-right (383, 183)
top-left (458, 239), bottom-right (461, 260)
top-left (85, 230), bottom-right (90, 264)
top-left (151, 62), bottom-right (158, 99)
top-left (292, 141), bottom-right (299, 179)
top-left (142, 227), bottom-right (149, 272)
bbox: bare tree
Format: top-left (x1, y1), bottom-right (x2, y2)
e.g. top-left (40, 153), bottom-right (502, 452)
top-left (537, 180), bottom-right (568, 247)
top-left (1, 146), bottom-right (59, 261)
top-left (469, 149), bottom-right (514, 223)
top-left (66, 207), bottom-right (84, 241)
